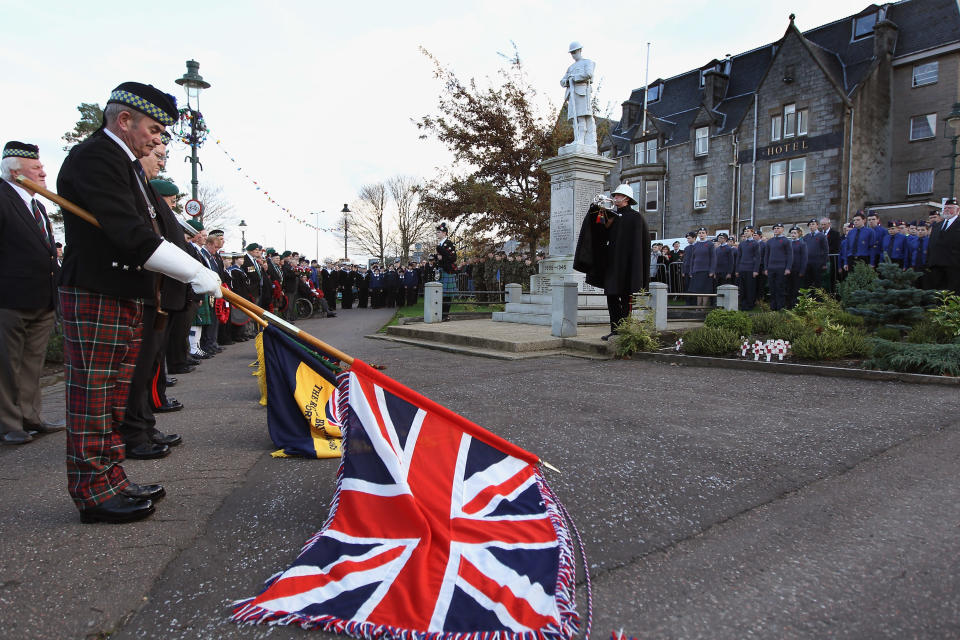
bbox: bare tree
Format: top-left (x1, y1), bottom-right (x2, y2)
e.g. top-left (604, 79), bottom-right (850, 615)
top-left (196, 183), bottom-right (238, 227)
top-left (350, 182), bottom-right (395, 264)
top-left (388, 175), bottom-right (433, 263)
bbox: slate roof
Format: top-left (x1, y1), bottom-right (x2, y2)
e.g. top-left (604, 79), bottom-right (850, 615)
top-left (604, 0), bottom-right (960, 154)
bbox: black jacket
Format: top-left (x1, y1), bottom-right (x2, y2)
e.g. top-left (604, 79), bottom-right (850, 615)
top-left (57, 129), bottom-right (163, 298)
top-left (573, 204), bottom-right (651, 295)
top-left (0, 180), bottom-right (58, 310)
top-left (927, 217), bottom-right (960, 269)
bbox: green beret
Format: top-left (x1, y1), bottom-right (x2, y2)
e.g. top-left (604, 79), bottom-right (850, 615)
top-left (186, 218), bottom-right (204, 233)
top-left (149, 179), bottom-right (178, 197)
top-left (265, 247), bottom-right (276, 255)
top-left (246, 242), bottom-right (262, 252)
top-left (281, 250), bottom-right (292, 258)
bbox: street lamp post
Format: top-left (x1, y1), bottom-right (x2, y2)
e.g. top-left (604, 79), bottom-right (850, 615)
top-left (239, 219), bottom-right (247, 250)
top-left (175, 60), bottom-right (211, 218)
top-left (944, 103), bottom-right (960, 200)
top-left (340, 203), bottom-right (350, 261)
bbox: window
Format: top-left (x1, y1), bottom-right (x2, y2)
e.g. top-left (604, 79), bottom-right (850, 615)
top-left (771, 115), bottom-right (782, 141)
top-left (783, 104), bottom-right (796, 138)
top-left (770, 161), bottom-right (787, 199)
top-left (789, 157), bottom-right (806, 197)
top-left (645, 138), bottom-right (657, 163)
top-left (632, 183), bottom-right (642, 207)
top-left (693, 174), bottom-right (708, 209)
top-left (645, 181), bottom-right (659, 212)
top-left (695, 127), bottom-right (709, 156)
top-left (634, 143), bottom-right (644, 165)
top-left (909, 114), bottom-right (936, 140)
top-left (769, 158), bottom-right (806, 199)
top-left (912, 61), bottom-right (938, 87)
top-left (647, 83), bottom-right (661, 103)
top-left (853, 12), bottom-right (877, 40)
top-left (907, 169), bottom-right (935, 195)
top-left (699, 70), bottom-right (706, 87)
top-left (797, 109), bottom-right (808, 136)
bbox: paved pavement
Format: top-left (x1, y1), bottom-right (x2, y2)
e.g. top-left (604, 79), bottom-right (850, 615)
top-left (1, 310), bottom-right (959, 639)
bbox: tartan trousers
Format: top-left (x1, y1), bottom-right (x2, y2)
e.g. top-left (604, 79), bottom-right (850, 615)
top-left (60, 287), bottom-right (143, 508)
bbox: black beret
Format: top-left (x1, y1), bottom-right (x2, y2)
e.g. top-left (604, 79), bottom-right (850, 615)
top-left (108, 82), bottom-right (178, 126)
top-left (3, 141), bottom-right (39, 159)
top-left (789, 226), bottom-right (802, 232)
top-left (207, 229), bottom-right (224, 237)
top-left (808, 219), bottom-right (818, 224)
top-left (773, 222), bottom-right (784, 228)
top-left (743, 225), bottom-right (755, 232)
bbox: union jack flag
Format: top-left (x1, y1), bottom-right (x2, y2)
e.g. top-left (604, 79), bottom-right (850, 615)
top-left (233, 359), bottom-right (581, 640)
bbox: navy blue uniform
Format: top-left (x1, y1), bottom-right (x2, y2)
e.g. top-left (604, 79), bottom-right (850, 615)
top-left (764, 235), bottom-right (793, 311)
top-left (736, 238), bottom-right (762, 310)
top-left (802, 231), bottom-right (828, 289)
top-left (787, 238), bottom-right (808, 309)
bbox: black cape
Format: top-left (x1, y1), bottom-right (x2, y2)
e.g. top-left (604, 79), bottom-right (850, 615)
top-left (573, 204), bottom-right (651, 295)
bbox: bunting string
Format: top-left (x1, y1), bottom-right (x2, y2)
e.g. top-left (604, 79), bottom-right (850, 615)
top-left (211, 137), bottom-right (341, 233)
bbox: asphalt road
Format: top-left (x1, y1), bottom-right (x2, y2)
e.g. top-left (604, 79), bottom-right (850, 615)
top-left (1, 308), bottom-right (958, 640)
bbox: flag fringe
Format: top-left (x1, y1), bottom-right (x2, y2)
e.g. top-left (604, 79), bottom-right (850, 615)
top-left (231, 369), bottom-right (584, 640)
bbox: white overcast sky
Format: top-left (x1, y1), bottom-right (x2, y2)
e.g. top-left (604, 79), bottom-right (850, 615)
top-left (1, 0), bottom-right (872, 260)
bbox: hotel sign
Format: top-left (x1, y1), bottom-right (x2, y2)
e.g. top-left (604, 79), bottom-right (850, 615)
top-left (737, 131), bottom-right (842, 164)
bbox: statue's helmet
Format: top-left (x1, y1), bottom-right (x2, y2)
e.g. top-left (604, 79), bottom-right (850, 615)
top-left (568, 41), bottom-right (583, 53)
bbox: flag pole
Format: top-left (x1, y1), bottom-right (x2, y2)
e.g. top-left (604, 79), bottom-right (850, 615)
top-left (16, 175), bottom-right (351, 363)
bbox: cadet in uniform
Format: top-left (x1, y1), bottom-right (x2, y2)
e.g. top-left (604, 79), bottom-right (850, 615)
top-left (764, 223), bottom-right (793, 311)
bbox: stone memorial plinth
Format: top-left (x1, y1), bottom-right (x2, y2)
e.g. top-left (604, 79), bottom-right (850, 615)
top-left (533, 150), bottom-right (616, 294)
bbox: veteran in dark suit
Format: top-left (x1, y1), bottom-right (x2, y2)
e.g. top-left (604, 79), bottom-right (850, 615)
top-left (926, 198), bottom-right (960, 294)
top-left (0, 142), bottom-right (65, 445)
top-left (57, 82), bottom-right (221, 524)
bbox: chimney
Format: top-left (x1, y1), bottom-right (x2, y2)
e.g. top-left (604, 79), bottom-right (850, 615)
top-left (702, 69), bottom-right (729, 112)
top-left (873, 19), bottom-right (899, 60)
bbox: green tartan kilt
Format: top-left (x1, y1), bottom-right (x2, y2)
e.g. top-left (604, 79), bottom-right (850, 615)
top-left (440, 270), bottom-right (456, 298)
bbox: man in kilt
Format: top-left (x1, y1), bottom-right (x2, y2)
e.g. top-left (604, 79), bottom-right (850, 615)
top-left (436, 222), bottom-right (457, 320)
top-left (57, 82), bottom-right (222, 524)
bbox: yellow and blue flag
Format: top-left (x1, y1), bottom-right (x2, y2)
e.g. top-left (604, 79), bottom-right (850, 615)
top-left (262, 325), bottom-right (343, 459)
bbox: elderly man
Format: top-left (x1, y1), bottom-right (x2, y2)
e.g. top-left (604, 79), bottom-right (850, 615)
top-left (57, 82), bottom-right (221, 524)
top-left (926, 197), bottom-right (960, 293)
top-left (574, 184), bottom-right (651, 340)
top-left (0, 142), bottom-right (64, 445)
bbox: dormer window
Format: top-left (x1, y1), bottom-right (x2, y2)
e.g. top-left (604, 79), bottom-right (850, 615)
top-left (852, 12), bottom-right (877, 40)
top-left (647, 83), bottom-right (661, 103)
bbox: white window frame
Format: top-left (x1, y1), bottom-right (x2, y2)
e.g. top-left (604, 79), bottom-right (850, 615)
top-left (695, 127), bottom-right (709, 156)
top-left (771, 115), bottom-right (782, 141)
top-left (769, 161), bottom-right (787, 200)
top-left (783, 104), bottom-right (796, 138)
top-left (907, 169), bottom-right (935, 195)
top-left (693, 174), bottom-right (708, 209)
top-left (788, 157), bottom-right (806, 197)
top-left (912, 61), bottom-right (938, 87)
top-left (852, 12), bottom-right (877, 40)
top-left (797, 109), bottom-right (808, 136)
top-left (634, 143), bottom-right (644, 165)
top-left (909, 114), bottom-right (937, 141)
top-left (645, 181), bottom-right (659, 212)
top-left (645, 138), bottom-right (657, 164)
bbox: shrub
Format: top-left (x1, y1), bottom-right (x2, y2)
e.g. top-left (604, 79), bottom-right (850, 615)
top-left (768, 315), bottom-right (810, 342)
top-left (704, 309), bottom-right (753, 337)
top-left (865, 340), bottom-right (960, 376)
top-left (45, 332), bottom-right (64, 365)
top-left (874, 326), bottom-right (901, 342)
top-left (838, 261), bottom-right (879, 307)
top-left (613, 315), bottom-right (660, 357)
top-left (930, 292), bottom-right (960, 338)
top-left (791, 329), bottom-right (872, 361)
top-left (750, 311), bottom-right (782, 335)
top-left (834, 311), bottom-right (865, 329)
top-left (905, 318), bottom-right (954, 344)
top-left (682, 327), bottom-right (741, 357)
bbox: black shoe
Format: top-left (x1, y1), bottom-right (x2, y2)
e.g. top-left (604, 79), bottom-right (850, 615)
top-left (213, 346), bottom-right (225, 353)
top-left (126, 443), bottom-right (170, 460)
top-left (188, 357), bottom-right (201, 365)
top-left (154, 399), bottom-right (183, 413)
top-left (151, 432), bottom-right (182, 447)
top-left (80, 494), bottom-right (154, 524)
top-left (0, 430), bottom-right (33, 445)
top-left (23, 419), bottom-right (66, 434)
top-left (165, 377), bottom-right (177, 387)
top-left (327, 313), bottom-right (337, 317)
top-left (122, 482), bottom-right (165, 501)
top-left (601, 332), bottom-right (616, 342)
top-left (169, 365), bottom-right (195, 374)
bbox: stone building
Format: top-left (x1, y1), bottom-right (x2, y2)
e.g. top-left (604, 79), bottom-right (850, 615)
top-left (599, 0), bottom-right (960, 238)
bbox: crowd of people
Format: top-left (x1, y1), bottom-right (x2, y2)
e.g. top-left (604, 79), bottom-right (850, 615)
top-left (649, 205), bottom-right (959, 312)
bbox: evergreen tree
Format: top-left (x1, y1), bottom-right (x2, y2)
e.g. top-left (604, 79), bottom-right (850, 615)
top-left (845, 259), bottom-right (937, 333)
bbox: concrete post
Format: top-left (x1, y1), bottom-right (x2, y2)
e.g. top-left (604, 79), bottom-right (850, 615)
top-left (717, 284), bottom-right (739, 311)
top-left (424, 282), bottom-right (442, 323)
top-left (649, 282), bottom-right (668, 331)
top-left (505, 283), bottom-right (522, 305)
top-left (551, 281), bottom-right (578, 337)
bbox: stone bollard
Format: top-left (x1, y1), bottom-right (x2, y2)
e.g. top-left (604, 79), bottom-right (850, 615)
top-left (717, 284), bottom-right (739, 311)
top-left (424, 282), bottom-right (442, 323)
top-left (648, 282), bottom-right (668, 331)
top-left (551, 280), bottom-right (578, 337)
top-left (505, 283), bottom-right (522, 305)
